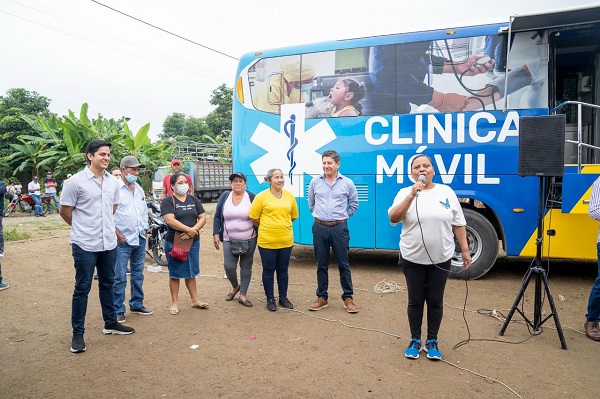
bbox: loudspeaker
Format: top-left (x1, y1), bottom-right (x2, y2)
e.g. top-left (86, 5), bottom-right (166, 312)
top-left (518, 115), bottom-right (565, 177)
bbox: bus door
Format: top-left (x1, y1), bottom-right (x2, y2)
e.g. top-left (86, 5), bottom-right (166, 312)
top-left (549, 10), bottom-right (600, 217)
top-left (508, 7), bottom-right (600, 260)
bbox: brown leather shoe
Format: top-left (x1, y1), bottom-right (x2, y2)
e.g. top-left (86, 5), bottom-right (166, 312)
top-left (344, 298), bottom-right (358, 313)
top-left (308, 297), bottom-right (328, 311)
top-left (584, 321), bottom-right (600, 341)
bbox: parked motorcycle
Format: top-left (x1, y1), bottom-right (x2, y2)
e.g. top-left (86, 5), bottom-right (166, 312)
top-left (3, 193), bottom-right (52, 217)
top-left (146, 199), bottom-right (168, 266)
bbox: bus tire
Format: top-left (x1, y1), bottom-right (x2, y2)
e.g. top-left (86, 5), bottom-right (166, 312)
top-left (450, 208), bottom-right (498, 280)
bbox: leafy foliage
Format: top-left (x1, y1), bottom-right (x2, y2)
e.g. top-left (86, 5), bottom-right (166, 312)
top-left (0, 88), bottom-right (52, 179)
top-left (160, 112), bottom-right (212, 142)
top-left (205, 84), bottom-right (233, 141)
top-left (0, 83), bottom-right (232, 190)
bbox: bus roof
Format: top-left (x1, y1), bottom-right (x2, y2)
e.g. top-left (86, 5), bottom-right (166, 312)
top-left (510, 5), bottom-right (600, 32)
top-left (237, 5), bottom-right (599, 70)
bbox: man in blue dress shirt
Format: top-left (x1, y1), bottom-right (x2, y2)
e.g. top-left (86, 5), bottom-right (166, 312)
top-left (307, 149), bottom-right (359, 313)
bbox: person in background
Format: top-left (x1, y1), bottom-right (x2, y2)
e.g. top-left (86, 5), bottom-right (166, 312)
top-left (0, 260), bottom-right (8, 290)
top-left (159, 159), bottom-right (192, 200)
top-left (6, 180), bottom-right (18, 211)
top-left (248, 168), bottom-right (298, 311)
top-left (160, 172), bottom-right (207, 315)
top-left (213, 172), bottom-right (257, 307)
top-left (6, 180), bottom-right (16, 198)
top-left (28, 175), bottom-right (44, 217)
top-left (62, 174), bottom-right (72, 189)
top-left (585, 176), bottom-right (600, 342)
top-left (0, 177), bottom-right (6, 259)
top-left (14, 180), bottom-right (22, 196)
top-left (307, 150), bottom-right (359, 313)
top-left (44, 171), bottom-right (60, 213)
top-left (113, 156), bottom-right (153, 324)
top-left (387, 154), bottom-right (471, 361)
top-left (111, 167), bottom-right (122, 179)
top-left (60, 140), bottom-right (135, 354)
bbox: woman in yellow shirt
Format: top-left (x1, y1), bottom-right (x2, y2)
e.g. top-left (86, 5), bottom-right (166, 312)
top-left (249, 168), bottom-right (299, 311)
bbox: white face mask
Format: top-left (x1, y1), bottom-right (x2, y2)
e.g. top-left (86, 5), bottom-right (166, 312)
top-left (175, 184), bottom-right (189, 195)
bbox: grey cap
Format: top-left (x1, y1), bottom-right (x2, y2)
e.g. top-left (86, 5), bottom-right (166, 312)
top-left (120, 155), bottom-right (146, 169)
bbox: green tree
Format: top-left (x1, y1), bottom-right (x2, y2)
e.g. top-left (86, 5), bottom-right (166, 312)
top-left (160, 112), bottom-right (212, 142)
top-left (0, 88), bottom-right (52, 177)
top-left (23, 103), bottom-right (168, 191)
top-left (205, 83), bottom-right (232, 141)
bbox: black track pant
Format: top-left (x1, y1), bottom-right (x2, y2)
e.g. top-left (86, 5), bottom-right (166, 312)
top-left (400, 258), bottom-right (451, 341)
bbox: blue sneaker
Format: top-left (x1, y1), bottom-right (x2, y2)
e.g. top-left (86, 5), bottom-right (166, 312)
top-left (424, 339), bottom-right (442, 360)
top-left (405, 338), bottom-right (422, 359)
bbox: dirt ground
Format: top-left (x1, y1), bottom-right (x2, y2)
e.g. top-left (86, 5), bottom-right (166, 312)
top-left (1, 205), bottom-right (598, 399)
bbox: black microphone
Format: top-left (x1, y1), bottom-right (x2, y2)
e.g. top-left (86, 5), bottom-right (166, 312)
top-left (415, 174), bottom-right (426, 197)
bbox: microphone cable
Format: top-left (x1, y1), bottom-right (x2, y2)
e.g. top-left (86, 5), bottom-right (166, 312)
top-left (414, 187), bottom-right (538, 349)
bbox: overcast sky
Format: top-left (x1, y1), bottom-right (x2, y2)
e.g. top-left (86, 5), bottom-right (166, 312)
top-left (1, 0), bottom-right (595, 141)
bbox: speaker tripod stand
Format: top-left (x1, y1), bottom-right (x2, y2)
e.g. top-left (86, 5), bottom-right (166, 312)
top-left (498, 176), bottom-right (567, 349)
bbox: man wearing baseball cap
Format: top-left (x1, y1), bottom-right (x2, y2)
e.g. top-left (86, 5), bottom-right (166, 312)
top-left (158, 159), bottom-right (193, 200)
top-left (44, 171), bottom-right (60, 213)
top-left (113, 155), bottom-right (153, 324)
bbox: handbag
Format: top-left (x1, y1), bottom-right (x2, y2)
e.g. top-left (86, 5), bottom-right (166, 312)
top-left (169, 230), bottom-right (193, 261)
top-left (167, 196), bottom-right (194, 261)
top-left (230, 239), bottom-right (250, 255)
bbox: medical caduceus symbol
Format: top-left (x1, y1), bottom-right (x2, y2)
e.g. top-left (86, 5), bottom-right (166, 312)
top-left (283, 114), bottom-right (298, 184)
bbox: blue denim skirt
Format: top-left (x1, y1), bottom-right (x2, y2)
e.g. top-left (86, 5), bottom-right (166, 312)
top-left (164, 239), bottom-right (200, 279)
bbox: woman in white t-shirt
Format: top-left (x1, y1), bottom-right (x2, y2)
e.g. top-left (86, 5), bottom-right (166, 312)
top-left (388, 154), bottom-right (472, 361)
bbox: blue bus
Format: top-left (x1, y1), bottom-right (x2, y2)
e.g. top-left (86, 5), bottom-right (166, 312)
top-left (231, 6), bottom-right (600, 278)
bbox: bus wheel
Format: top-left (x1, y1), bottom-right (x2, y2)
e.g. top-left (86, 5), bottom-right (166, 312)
top-left (450, 208), bottom-right (498, 280)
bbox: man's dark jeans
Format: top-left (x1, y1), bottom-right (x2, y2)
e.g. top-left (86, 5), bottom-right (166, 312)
top-left (71, 244), bottom-right (117, 334)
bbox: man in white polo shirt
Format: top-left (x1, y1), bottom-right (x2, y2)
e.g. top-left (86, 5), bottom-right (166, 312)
top-left (59, 140), bottom-right (135, 354)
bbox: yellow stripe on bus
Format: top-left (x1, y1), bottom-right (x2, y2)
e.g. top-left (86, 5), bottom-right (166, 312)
top-left (580, 165), bottom-right (600, 174)
top-left (519, 209), bottom-right (597, 260)
top-left (571, 185), bottom-right (593, 214)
